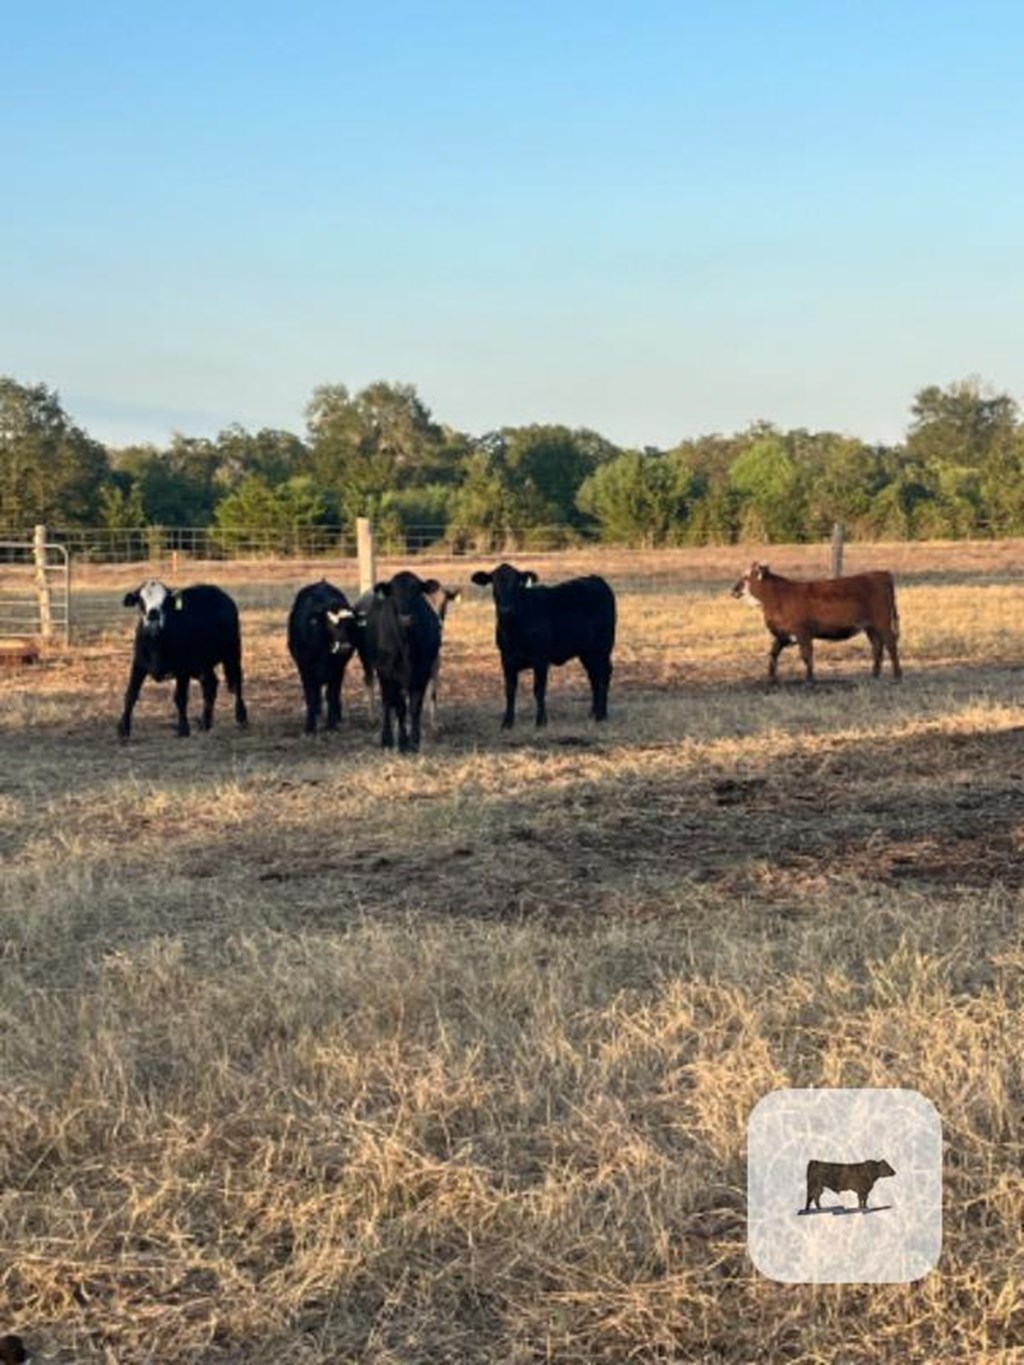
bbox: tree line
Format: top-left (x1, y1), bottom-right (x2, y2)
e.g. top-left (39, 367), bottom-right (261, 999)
top-left (2, 373), bottom-right (1024, 551)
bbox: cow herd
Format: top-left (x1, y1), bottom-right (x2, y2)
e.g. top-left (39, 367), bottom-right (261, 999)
top-left (117, 559), bottom-right (902, 749)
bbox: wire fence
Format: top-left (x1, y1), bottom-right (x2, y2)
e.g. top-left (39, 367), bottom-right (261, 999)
top-left (0, 523), bottom-right (593, 564)
top-left (2, 524), bottom-right (1021, 646)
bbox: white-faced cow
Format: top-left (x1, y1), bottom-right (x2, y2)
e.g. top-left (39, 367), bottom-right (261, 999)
top-left (423, 583), bottom-right (460, 729)
top-left (118, 581), bottom-right (248, 738)
top-left (732, 562), bottom-right (902, 684)
top-left (365, 571), bottom-right (442, 753)
top-left (287, 580), bottom-right (372, 734)
top-left (471, 563), bottom-right (616, 728)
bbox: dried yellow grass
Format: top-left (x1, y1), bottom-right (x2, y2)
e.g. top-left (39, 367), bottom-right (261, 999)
top-left (1, 541), bottom-right (1024, 1361)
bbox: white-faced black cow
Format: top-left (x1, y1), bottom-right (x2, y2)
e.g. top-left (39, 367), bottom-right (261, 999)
top-left (423, 583), bottom-right (460, 729)
top-left (732, 561), bottom-right (902, 684)
top-left (118, 580), bottom-right (248, 738)
top-left (471, 563), bottom-right (616, 728)
top-left (365, 571), bottom-right (442, 752)
top-left (287, 580), bottom-right (372, 734)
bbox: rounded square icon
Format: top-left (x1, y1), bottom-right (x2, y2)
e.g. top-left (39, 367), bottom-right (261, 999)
top-left (747, 1088), bottom-right (942, 1284)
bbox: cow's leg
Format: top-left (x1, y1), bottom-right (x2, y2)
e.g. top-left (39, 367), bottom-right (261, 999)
top-left (767, 632), bottom-right (790, 683)
top-left (198, 668), bottom-right (218, 730)
top-left (117, 661), bottom-right (148, 738)
top-left (223, 650), bottom-right (248, 727)
top-left (533, 664), bottom-right (549, 727)
top-left (302, 675), bottom-right (322, 734)
top-left (394, 690), bottom-right (410, 753)
top-left (501, 659), bottom-right (518, 729)
top-left (325, 667), bottom-right (342, 731)
top-left (379, 678), bottom-right (398, 749)
top-left (885, 631), bottom-right (903, 682)
top-left (867, 628), bottom-right (884, 678)
top-left (173, 674), bottom-right (191, 737)
top-left (583, 653), bottom-right (611, 721)
top-left (360, 656), bottom-right (376, 719)
top-left (428, 657), bottom-right (440, 732)
top-left (408, 689), bottom-right (426, 753)
top-left (797, 634), bottom-right (815, 683)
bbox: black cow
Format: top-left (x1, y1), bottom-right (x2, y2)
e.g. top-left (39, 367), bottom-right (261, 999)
top-left (471, 563), bottom-right (616, 728)
top-left (118, 580), bottom-right (247, 738)
top-left (805, 1158), bottom-right (896, 1211)
top-left (287, 580), bottom-right (372, 734)
top-left (365, 571), bottom-right (442, 752)
top-left (356, 583), bottom-right (460, 730)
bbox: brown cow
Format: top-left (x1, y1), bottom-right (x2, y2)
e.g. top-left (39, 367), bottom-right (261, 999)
top-left (732, 562), bottom-right (902, 684)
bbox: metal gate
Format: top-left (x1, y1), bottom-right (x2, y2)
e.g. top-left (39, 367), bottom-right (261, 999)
top-left (0, 536), bottom-right (71, 646)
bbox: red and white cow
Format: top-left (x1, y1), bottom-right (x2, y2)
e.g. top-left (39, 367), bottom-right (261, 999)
top-left (732, 562), bottom-right (902, 683)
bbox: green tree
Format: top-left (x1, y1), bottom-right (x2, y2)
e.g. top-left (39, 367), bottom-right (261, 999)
top-left (502, 424), bottom-right (620, 527)
top-left (576, 449), bottom-right (692, 545)
top-left (447, 437), bottom-right (559, 550)
top-left (0, 377), bottom-right (109, 526)
top-left (801, 437), bottom-right (890, 537)
top-left (213, 474), bottom-right (327, 554)
top-left (111, 436), bottom-right (220, 528)
top-left (304, 380), bottom-right (448, 523)
top-left (907, 378), bottom-right (1018, 467)
top-left (213, 425), bottom-right (307, 491)
top-left (728, 433), bottom-right (804, 541)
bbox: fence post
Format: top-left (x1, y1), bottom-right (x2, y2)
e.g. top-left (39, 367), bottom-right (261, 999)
top-left (33, 524), bottom-right (53, 640)
top-left (357, 517), bottom-right (376, 595)
top-left (830, 522), bottom-right (845, 577)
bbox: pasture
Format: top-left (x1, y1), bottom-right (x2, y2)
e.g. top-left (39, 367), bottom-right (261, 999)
top-left (2, 540), bottom-right (1024, 1362)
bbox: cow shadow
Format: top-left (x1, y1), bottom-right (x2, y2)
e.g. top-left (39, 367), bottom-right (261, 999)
top-left (797, 1206), bottom-right (893, 1216)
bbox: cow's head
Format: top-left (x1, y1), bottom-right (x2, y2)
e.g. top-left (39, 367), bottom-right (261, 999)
top-left (471, 564), bottom-right (538, 619)
top-left (373, 573), bottom-right (441, 627)
top-left (324, 603), bottom-right (357, 653)
top-left (873, 1159), bottom-right (896, 1178)
top-left (731, 562), bottom-right (768, 605)
top-left (123, 579), bottom-right (177, 635)
top-left (425, 584), bottom-right (461, 626)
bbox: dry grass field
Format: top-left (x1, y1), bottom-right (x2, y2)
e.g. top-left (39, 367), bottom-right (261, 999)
top-left (2, 540), bottom-right (1024, 1362)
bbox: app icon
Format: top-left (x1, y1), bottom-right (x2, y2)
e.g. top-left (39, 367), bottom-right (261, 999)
top-left (747, 1088), bottom-right (942, 1283)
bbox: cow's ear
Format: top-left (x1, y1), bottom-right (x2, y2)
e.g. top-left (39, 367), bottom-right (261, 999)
top-left (420, 578), bottom-right (441, 595)
top-left (373, 581), bottom-right (391, 597)
top-left (123, 590), bottom-right (140, 608)
top-left (470, 570), bottom-right (492, 586)
top-left (521, 571), bottom-right (539, 587)
top-left (755, 563), bottom-right (768, 579)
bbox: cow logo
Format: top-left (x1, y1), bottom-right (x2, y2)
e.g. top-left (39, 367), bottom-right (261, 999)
top-left (747, 1089), bottom-right (942, 1283)
top-left (802, 1157), bottom-right (896, 1213)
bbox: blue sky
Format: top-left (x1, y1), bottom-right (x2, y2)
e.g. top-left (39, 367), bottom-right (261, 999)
top-left (5, 1), bottom-right (1024, 450)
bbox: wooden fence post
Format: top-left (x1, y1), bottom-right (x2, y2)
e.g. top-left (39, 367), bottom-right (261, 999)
top-left (33, 524), bottom-right (53, 640)
top-left (830, 522), bottom-right (845, 577)
top-left (357, 517), bottom-right (376, 596)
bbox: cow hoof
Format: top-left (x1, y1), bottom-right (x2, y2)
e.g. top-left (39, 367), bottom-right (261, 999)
top-left (501, 718), bottom-right (514, 730)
